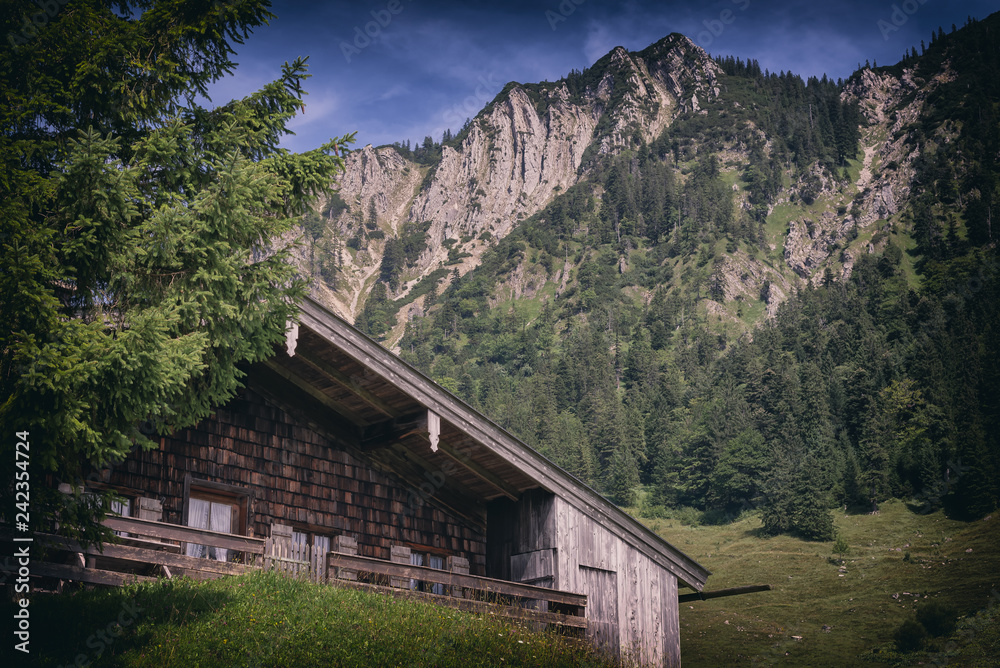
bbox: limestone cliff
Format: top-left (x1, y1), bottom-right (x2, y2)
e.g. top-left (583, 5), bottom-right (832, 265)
top-left (307, 35), bottom-right (722, 323)
top-left (303, 32), bottom-right (948, 338)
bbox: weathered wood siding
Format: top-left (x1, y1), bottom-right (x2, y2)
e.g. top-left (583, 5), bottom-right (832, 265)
top-left (552, 495), bottom-right (680, 667)
top-left (485, 489), bottom-right (555, 583)
top-left (489, 490), bottom-right (680, 666)
top-left (106, 386), bottom-right (487, 572)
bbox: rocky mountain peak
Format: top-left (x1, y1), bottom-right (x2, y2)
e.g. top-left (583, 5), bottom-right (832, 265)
top-left (306, 26), bottom-right (966, 339)
top-left (310, 36), bottom-right (733, 322)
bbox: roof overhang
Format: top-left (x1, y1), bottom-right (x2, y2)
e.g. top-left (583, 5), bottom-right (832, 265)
top-left (254, 296), bottom-right (709, 591)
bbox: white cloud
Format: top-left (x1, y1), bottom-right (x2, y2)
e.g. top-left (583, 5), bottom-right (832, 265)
top-left (373, 83), bottom-right (409, 102)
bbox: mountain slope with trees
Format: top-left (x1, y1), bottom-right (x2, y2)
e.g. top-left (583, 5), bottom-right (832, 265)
top-left (313, 14), bottom-right (1000, 540)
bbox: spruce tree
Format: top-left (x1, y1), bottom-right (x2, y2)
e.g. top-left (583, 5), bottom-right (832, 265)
top-left (709, 428), bottom-right (770, 514)
top-left (0, 0), bottom-right (352, 541)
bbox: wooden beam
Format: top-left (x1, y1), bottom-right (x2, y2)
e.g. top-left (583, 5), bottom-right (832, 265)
top-left (326, 551), bottom-right (586, 607)
top-left (678, 584), bottom-right (772, 603)
top-left (361, 412), bottom-right (518, 501)
top-left (102, 516), bottom-right (265, 554)
top-left (435, 441), bottom-right (519, 501)
top-left (295, 349), bottom-right (401, 419)
top-left (30, 562), bottom-right (157, 587)
top-left (331, 580), bottom-right (588, 629)
top-left (360, 411), bottom-right (427, 450)
top-left (261, 359), bottom-right (372, 428)
top-left (38, 533), bottom-right (256, 577)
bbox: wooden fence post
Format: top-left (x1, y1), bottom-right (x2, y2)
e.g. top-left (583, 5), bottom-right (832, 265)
top-left (267, 523), bottom-right (294, 574)
top-left (446, 555), bottom-right (469, 598)
top-left (330, 535), bottom-right (358, 582)
top-left (390, 545), bottom-right (411, 588)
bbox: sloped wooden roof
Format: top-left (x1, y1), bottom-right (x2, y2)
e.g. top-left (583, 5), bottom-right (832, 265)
top-left (249, 296), bottom-right (709, 591)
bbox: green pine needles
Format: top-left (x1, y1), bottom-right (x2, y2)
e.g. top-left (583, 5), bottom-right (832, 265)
top-left (0, 0), bottom-right (353, 540)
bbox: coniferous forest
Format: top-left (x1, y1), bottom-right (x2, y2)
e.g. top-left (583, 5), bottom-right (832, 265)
top-left (374, 17), bottom-right (1000, 541)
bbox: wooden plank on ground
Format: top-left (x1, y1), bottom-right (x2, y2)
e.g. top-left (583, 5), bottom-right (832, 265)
top-left (678, 584), bottom-right (772, 602)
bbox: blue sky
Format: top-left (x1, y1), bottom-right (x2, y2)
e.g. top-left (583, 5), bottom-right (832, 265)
top-left (206, 0), bottom-right (1000, 153)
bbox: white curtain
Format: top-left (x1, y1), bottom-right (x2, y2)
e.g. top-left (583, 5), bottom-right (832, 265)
top-left (208, 501), bottom-right (232, 561)
top-left (186, 498), bottom-right (232, 561)
top-left (185, 498), bottom-right (210, 558)
top-left (428, 555), bottom-right (445, 595)
top-left (410, 552), bottom-right (424, 590)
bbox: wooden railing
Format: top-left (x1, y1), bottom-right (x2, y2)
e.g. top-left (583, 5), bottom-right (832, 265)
top-left (326, 552), bottom-right (587, 630)
top-left (4, 518), bottom-right (587, 631)
top-left (2, 517), bottom-right (264, 587)
top-left (103, 515), bottom-right (266, 557)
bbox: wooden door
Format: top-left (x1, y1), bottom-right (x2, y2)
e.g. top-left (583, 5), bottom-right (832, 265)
top-left (581, 565), bottom-right (619, 656)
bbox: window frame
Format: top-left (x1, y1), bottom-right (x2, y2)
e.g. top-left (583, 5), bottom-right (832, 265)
top-left (291, 529), bottom-right (332, 552)
top-left (182, 476), bottom-right (251, 561)
top-left (181, 476), bottom-right (250, 535)
top-left (408, 547), bottom-right (448, 595)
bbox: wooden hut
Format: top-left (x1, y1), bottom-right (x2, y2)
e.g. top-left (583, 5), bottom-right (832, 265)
top-left (90, 296), bottom-right (710, 665)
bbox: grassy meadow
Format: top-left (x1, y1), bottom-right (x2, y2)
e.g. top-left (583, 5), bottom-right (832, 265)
top-left (7, 571), bottom-right (616, 668)
top-left (6, 500), bottom-right (998, 667)
top-left (638, 500), bottom-right (1000, 666)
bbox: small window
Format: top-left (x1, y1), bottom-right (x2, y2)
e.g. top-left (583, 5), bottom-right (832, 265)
top-left (287, 530), bottom-right (332, 580)
top-left (410, 551), bottom-right (446, 595)
top-left (183, 477), bottom-right (249, 562)
top-left (110, 497), bottom-right (131, 538)
top-left (292, 530), bottom-right (332, 555)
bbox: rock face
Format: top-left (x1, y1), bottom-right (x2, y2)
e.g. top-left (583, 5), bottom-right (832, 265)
top-left (781, 62), bottom-right (955, 284)
top-left (307, 34), bottom-right (945, 332)
top-left (309, 35), bottom-right (722, 321)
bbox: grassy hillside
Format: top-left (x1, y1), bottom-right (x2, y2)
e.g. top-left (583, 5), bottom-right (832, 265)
top-left (635, 500), bottom-right (1000, 666)
top-left (10, 504), bottom-right (997, 667)
top-left (8, 572), bottom-right (618, 668)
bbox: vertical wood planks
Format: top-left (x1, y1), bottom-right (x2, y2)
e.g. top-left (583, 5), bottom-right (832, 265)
top-left (663, 573), bottom-right (680, 667)
top-left (549, 494), bottom-right (675, 666)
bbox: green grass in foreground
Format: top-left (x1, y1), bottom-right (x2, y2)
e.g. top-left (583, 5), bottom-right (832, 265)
top-left (8, 501), bottom-right (999, 667)
top-left (639, 500), bottom-right (1000, 667)
top-left (9, 571), bottom-right (618, 668)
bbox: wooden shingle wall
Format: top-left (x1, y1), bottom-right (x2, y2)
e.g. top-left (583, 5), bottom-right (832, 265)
top-left (107, 387), bottom-right (487, 573)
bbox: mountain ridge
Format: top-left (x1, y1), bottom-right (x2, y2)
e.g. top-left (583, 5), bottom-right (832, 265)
top-left (299, 14), bottom-right (1000, 540)
top-left (303, 33), bottom-right (727, 328)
